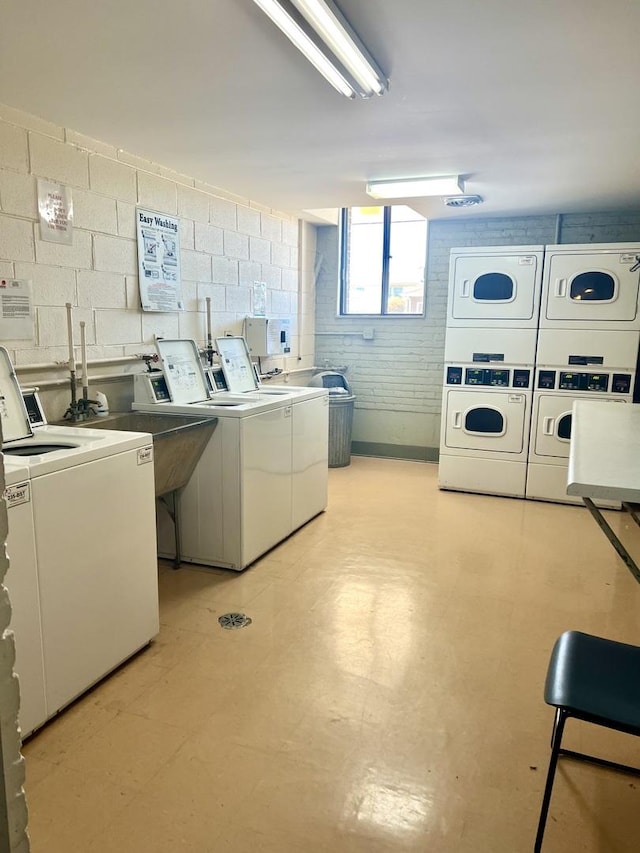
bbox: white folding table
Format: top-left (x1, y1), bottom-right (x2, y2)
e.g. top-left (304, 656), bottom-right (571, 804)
top-left (568, 400), bottom-right (640, 584)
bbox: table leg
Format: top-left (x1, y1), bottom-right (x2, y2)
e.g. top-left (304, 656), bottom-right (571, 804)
top-left (583, 497), bottom-right (640, 584)
top-left (621, 502), bottom-right (640, 529)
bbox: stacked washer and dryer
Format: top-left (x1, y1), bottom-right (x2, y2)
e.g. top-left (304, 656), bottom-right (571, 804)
top-left (439, 246), bottom-right (543, 498)
top-left (439, 243), bottom-right (640, 503)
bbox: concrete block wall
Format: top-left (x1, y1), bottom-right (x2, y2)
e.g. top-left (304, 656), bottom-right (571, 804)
top-left (0, 104), bottom-right (311, 416)
top-left (0, 452), bottom-right (30, 852)
top-left (315, 211), bottom-right (640, 459)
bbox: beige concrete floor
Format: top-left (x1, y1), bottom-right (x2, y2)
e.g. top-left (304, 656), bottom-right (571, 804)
top-left (22, 458), bottom-right (640, 852)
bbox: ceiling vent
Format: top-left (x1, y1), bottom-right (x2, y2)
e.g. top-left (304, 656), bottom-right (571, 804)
top-left (444, 194), bottom-right (483, 207)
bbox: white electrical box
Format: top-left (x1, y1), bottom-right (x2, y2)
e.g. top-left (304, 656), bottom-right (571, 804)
top-left (245, 317), bottom-right (291, 356)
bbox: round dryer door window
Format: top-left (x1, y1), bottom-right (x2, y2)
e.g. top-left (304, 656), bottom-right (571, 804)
top-left (473, 273), bottom-right (514, 302)
top-left (557, 413), bottom-right (572, 441)
top-left (465, 406), bottom-right (505, 435)
top-left (570, 271), bottom-right (615, 302)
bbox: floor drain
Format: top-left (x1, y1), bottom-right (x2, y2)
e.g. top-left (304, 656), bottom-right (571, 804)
top-left (218, 612), bottom-right (252, 630)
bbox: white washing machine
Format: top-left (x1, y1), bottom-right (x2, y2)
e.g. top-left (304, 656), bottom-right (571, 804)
top-left (439, 363), bottom-right (533, 498)
top-left (133, 338), bottom-right (328, 571)
top-left (213, 337), bottom-right (329, 532)
top-left (447, 245), bottom-right (544, 329)
top-left (2, 460), bottom-right (46, 738)
top-left (540, 243), bottom-right (640, 330)
top-left (0, 350), bottom-right (159, 720)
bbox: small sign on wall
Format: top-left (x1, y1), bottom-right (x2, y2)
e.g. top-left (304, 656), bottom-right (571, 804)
top-left (252, 281), bottom-right (266, 316)
top-left (0, 279), bottom-right (34, 340)
top-left (136, 208), bottom-right (184, 312)
top-left (37, 179), bottom-right (74, 244)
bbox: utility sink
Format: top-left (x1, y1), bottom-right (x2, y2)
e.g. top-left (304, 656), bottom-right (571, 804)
top-left (67, 412), bottom-right (217, 497)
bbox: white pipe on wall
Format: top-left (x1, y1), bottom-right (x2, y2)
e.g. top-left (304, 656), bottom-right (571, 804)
top-left (15, 355), bottom-right (147, 373)
top-left (23, 372), bottom-right (133, 390)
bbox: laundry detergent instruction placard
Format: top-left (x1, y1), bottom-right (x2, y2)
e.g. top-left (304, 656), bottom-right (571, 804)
top-left (0, 278), bottom-right (34, 339)
top-left (136, 208), bottom-right (183, 312)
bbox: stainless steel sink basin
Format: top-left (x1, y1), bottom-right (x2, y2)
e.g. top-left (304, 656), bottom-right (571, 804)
top-left (60, 411), bottom-right (217, 569)
top-left (66, 412), bottom-right (217, 497)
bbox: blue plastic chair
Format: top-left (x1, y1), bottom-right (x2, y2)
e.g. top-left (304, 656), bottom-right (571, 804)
top-left (535, 631), bottom-right (640, 851)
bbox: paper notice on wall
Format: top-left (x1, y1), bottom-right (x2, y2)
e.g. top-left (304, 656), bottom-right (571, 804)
top-left (252, 281), bottom-right (266, 317)
top-left (136, 208), bottom-right (184, 312)
top-left (0, 279), bottom-right (34, 340)
top-left (37, 179), bottom-right (74, 245)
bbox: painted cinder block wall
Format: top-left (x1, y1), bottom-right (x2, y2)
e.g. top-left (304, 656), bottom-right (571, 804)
top-left (0, 101), bottom-right (320, 848)
top-left (0, 453), bottom-right (30, 852)
top-left (315, 211), bottom-right (640, 460)
top-left (0, 103), bottom-right (314, 418)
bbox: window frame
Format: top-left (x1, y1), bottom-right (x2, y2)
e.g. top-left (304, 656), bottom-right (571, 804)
top-left (338, 206), bottom-right (427, 318)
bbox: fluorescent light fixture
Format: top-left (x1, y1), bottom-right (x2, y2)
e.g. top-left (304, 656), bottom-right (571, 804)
top-left (289, 0), bottom-right (387, 96)
top-left (366, 176), bottom-right (464, 199)
top-left (251, 0), bottom-right (387, 98)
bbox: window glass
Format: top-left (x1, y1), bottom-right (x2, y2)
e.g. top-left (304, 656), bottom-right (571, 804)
top-left (557, 414), bottom-right (572, 441)
top-left (465, 407), bottom-right (504, 434)
top-left (570, 272), bottom-right (615, 301)
top-left (344, 207), bottom-right (384, 314)
top-left (473, 272), bottom-right (514, 302)
top-left (339, 205), bottom-right (426, 316)
top-left (386, 207), bottom-right (427, 314)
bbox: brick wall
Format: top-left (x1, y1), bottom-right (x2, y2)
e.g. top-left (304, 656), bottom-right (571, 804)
top-left (315, 211), bottom-right (640, 457)
top-left (0, 104), bottom-right (310, 402)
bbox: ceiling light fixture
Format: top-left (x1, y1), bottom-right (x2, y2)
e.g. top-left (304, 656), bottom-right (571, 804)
top-left (289, 0), bottom-right (387, 96)
top-left (251, 0), bottom-right (387, 98)
top-left (366, 176), bottom-right (465, 199)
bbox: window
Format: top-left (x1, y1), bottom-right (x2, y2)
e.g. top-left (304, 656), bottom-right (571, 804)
top-left (339, 206), bottom-right (427, 315)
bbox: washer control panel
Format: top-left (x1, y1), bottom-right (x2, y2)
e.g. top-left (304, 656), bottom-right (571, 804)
top-left (536, 370), bottom-right (632, 394)
top-left (445, 366), bottom-right (530, 388)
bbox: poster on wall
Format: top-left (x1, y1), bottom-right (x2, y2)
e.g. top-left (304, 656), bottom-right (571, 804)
top-left (0, 279), bottom-right (34, 340)
top-left (136, 208), bottom-right (183, 312)
top-left (252, 281), bottom-right (266, 317)
top-left (37, 179), bottom-right (73, 245)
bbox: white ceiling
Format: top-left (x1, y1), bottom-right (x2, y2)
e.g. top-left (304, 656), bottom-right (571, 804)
top-left (2, 0), bottom-right (640, 221)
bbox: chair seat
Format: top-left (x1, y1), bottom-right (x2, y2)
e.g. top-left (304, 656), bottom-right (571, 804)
top-left (545, 631), bottom-right (640, 732)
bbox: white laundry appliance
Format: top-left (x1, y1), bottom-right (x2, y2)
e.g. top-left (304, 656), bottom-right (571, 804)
top-left (2, 460), bottom-right (46, 738)
top-left (214, 337), bottom-right (329, 532)
top-left (0, 351), bottom-right (159, 721)
top-left (447, 245), bottom-right (544, 331)
top-left (133, 338), bottom-right (328, 571)
top-left (539, 243), bottom-right (640, 331)
top-left (439, 326), bottom-right (534, 497)
top-left (526, 329), bottom-right (638, 504)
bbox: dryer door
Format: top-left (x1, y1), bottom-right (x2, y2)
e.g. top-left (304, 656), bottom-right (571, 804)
top-left (543, 250), bottom-right (640, 326)
top-left (533, 395), bottom-right (575, 461)
top-left (534, 393), bottom-right (628, 460)
top-left (444, 390), bottom-right (527, 453)
top-left (449, 252), bottom-right (541, 324)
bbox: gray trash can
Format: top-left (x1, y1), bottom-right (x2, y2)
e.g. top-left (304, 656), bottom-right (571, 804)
top-left (310, 371), bottom-right (355, 468)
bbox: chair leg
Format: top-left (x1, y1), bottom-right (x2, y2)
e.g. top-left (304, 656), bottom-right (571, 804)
top-left (534, 709), bottom-right (567, 853)
top-left (550, 708), bottom-right (561, 749)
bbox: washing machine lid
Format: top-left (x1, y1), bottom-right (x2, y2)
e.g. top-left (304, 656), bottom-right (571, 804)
top-left (216, 336), bottom-right (259, 394)
top-left (154, 339), bottom-right (209, 404)
top-left (0, 346), bottom-right (33, 443)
